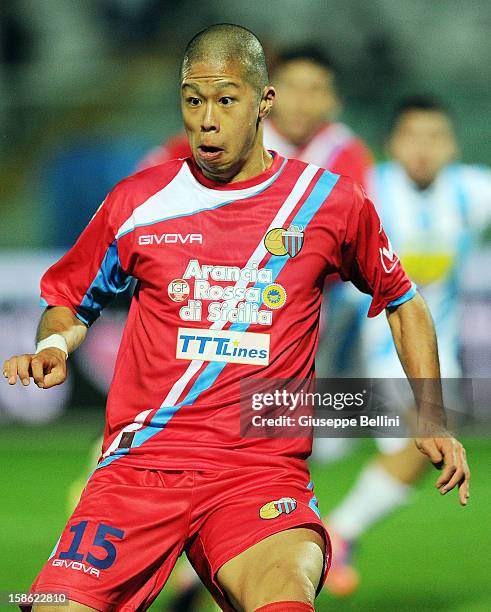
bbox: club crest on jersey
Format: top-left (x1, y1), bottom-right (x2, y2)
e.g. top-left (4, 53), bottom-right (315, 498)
top-left (264, 225), bottom-right (304, 258)
top-left (259, 497), bottom-right (297, 520)
top-left (262, 283), bottom-right (287, 309)
top-left (168, 279), bottom-right (190, 302)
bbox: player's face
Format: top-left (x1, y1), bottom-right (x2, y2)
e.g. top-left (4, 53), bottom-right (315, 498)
top-left (181, 59), bottom-right (274, 182)
top-left (388, 110), bottom-right (457, 189)
top-left (271, 60), bottom-right (339, 146)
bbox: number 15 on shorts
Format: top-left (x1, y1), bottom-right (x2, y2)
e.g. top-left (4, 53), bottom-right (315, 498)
top-left (54, 521), bottom-right (125, 576)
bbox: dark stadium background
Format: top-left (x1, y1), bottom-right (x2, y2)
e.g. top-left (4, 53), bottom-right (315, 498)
top-left (1, 2), bottom-right (490, 610)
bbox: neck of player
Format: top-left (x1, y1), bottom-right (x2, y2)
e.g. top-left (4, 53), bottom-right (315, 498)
top-left (198, 136), bottom-right (274, 184)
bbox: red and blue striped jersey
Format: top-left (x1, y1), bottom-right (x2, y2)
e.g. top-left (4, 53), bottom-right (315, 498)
top-left (40, 153), bottom-right (413, 471)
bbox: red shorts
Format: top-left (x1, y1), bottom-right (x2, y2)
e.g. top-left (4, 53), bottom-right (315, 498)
top-left (25, 462), bottom-right (330, 611)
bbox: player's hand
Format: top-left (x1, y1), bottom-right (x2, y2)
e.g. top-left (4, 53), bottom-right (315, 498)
top-left (415, 436), bottom-right (470, 506)
top-left (3, 349), bottom-right (67, 389)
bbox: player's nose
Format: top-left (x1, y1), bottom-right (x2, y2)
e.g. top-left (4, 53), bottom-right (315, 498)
top-left (201, 102), bottom-right (219, 132)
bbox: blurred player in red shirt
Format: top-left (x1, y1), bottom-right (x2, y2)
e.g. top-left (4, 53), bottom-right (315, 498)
top-left (4, 25), bottom-right (469, 612)
top-left (265, 46), bottom-right (372, 187)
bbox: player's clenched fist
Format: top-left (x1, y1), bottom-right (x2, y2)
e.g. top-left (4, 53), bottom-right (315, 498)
top-left (3, 348), bottom-right (67, 389)
top-left (415, 436), bottom-right (470, 506)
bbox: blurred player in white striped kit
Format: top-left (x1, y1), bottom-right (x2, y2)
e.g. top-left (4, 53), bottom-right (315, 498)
top-left (324, 95), bottom-right (491, 595)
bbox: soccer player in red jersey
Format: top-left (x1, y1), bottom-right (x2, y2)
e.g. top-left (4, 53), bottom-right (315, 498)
top-left (4, 24), bottom-right (469, 612)
top-left (139, 45), bottom-right (376, 610)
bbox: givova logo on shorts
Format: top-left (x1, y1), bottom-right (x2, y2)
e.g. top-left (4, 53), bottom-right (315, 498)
top-left (176, 328), bottom-right (270, 366)
top-left (259, 497), bottom-right (297, 520)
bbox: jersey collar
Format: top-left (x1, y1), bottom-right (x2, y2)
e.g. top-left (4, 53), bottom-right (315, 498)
top-left (186, 151), bottom-right (284, 191)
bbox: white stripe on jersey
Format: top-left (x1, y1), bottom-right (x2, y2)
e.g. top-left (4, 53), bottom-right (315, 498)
top-left (102, 408), bottom-right (153, 458)
top-left (160, 163), bottom-right (320, 408)
top-left (116, 162), bottom-right (282, 239)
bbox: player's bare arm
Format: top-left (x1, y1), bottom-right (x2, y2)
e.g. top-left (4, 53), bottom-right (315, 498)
top-left (387, 292), bottom-right (470, 505)
top-left (3, 306), bottom-right (87, 389)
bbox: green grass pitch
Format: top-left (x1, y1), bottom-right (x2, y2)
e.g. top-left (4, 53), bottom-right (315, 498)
top-left (0, 413), bottom-right (489, 611)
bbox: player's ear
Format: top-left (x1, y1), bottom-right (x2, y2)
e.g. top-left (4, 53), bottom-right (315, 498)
top-left (258, 85), bottom-right (275, 120)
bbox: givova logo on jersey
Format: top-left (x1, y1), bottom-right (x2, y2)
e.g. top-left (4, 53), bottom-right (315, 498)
top-left (176, 328), bottom-right (270, 365)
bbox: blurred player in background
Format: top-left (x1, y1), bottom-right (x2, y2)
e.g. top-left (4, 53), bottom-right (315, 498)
top-left (324, 95), bottom-right (491, 596)
top-left (139, 44), bottom-right (375, 611)
top-left (265, 46), bottom-right (372, 186)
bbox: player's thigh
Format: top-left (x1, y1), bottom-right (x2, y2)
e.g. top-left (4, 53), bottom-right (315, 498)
top-left (217, 527), bottom-right (325, 611)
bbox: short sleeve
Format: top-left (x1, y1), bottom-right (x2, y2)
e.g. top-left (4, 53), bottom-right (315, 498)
top-left (40, 192), bottom-right (132, 326)
top-left (339, 183), bottom-right (416, 317)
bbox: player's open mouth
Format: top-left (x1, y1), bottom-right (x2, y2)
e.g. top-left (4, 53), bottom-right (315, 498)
top-left (197, 145), bottom-right (224, 161)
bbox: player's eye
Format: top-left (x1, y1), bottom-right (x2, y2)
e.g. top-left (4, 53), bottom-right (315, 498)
top-left (186, 97), bottom-right (201, 107)
top-left (219, 96), bottom-right (235, 106)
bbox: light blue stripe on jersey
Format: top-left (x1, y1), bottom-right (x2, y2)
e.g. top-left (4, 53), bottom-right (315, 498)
top-left (387, 282), bottom-right (417, 308)
top-left (307, 480), bottom-right (320, 516)
top-left (116, 158), bottom-right (288, 239)
top-left (309, 494), bottom-right (321, 518)
top-left (96, 169), bottom-right (340, 470)
top-left (77, 240), bottom-right (132, 326)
